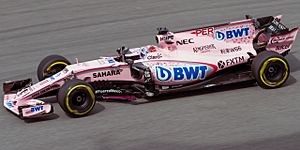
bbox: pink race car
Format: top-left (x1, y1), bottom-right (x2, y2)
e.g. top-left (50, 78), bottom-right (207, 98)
top-left (3, 15), bottom-right (298, 119)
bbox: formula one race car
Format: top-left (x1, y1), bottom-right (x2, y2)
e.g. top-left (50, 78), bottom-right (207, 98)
top-left (3, 15), bottom-right (298, 119)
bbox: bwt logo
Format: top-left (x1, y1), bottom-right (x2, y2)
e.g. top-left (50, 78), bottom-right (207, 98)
top-left (155, 65), bottom-right (211, 81)
top-left (215, 27), bottom-right (250, 40)
top-left (31, 106), bottom-right (44, 112)
top-left (6, 101), bottom-right (14, 108)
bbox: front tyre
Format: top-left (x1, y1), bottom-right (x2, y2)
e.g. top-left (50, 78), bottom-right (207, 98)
top-left (58, 79), bottom-right (96, 117)
top-left (37, 55), bottom-right (70, 81)
top-left (251, 51), bottom-right (290, 89)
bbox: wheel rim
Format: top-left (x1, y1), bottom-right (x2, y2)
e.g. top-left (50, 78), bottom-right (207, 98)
top-left (263, 62), bottom-right (285, 82)
top-left (260, 58), bottom-right (289, 87)
top-left (66, 85), bottom-right (95, 115)
top-left (70, 90), bottom-right (88, 109)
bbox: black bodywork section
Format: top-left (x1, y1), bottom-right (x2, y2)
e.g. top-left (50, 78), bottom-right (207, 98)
top-left (3, 78), bottom-right (32, 94)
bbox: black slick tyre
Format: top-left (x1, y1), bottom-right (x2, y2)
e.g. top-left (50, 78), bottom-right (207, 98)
top-left (251, 51), bottom-right (290, 89)
top-left (37, 55), bottom-right (70, 81)
top-left (58, 79), bottom-right (96, 117)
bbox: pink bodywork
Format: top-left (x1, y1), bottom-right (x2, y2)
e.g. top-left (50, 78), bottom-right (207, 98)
top-left (3, 15), bottom-right (298, 118)
top-left (266, 28), bottom-right (298, 54)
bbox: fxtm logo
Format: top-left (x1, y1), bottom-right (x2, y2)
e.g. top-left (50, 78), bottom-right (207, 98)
top-left (155, 65), bottom-right (210, 81)
top-left (218, 56), bottom-right (245, 69)
top-left (215, 27), bottom-right (250, 40)
top-left (31, 106), bottom-right (44, 112)
top-left (176, 38), bottom-right (194, 45)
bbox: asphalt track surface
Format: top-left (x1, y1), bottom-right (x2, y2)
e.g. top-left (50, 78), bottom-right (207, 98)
top-left (1, 0), bottom-right (300, 150)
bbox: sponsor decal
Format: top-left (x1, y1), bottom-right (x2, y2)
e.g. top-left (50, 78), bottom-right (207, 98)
top-left (16, 88), bottom-right (30, 97)
top-left (93, 69), bottom-right (122, 78)
top-left (218, 56), bottom-right (245, 69)
top-left (50, 76), bottom-right (55, 81)
top-left (155, 65), bottom-right (214, 81)
top-left (176, 38), bottom-right (194, 45)
top-left (220, 46), bottom-right (242, 54)
top-left (191, 27), bottom-right (214, 36)
top-left (63, 68), bottom-right (69, 73)
top-left (159, 35), bottom-right (174, 41)
top-left (270, 36), bottom-right (293, 44)
top-left (95, 89), bottom-right (122, 94)
top-left (105, 58), bottom-right (115, 64)
top-left (268, 20), bottom-right (287, 33)
top-left (193, 44), bottom-right (216, 53)
top-left (55, 72), bottom-right (61, 77)
top-left (275, 44), bottom-right (290, 51)
top-left (6, 101), bottom-right (14, 108)
top-left (31, 106), bottom-right (44, 112)
top-left (216, 27), bottom-right (250, 40)
top-left (147, 53), bottom-right (162, 60)
top-left (49, 70), bottom-right (65, 81)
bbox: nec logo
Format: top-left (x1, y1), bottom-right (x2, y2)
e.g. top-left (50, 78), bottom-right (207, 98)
top-left (215, 27), bottom-right (250, 40)
top-left (31, 106), bottom-right (44, 112)
top-left (155, 65), bottom-right (212, 81)
top-left (176, 38), bottom-right (194, 45)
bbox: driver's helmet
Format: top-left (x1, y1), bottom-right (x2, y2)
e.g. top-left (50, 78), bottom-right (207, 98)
top-left (139, 47), bottom-right (148, 59)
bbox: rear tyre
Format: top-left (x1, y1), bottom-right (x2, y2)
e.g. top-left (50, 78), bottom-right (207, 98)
top-left (37, 55), bottom-right (70, 81)
top-left (251, 51), bottom-right (290, 89)
top-left (58, 79), bottom-right (96, 117)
